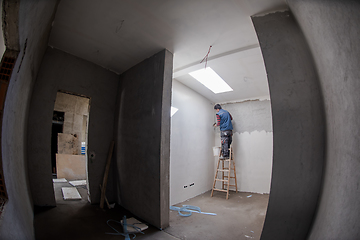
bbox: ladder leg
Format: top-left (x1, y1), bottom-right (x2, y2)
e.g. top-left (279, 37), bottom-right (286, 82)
top-left (211, 146), bottom-right (235, 200)
top-left (222, 159), bottom-right (225, 189)
top-left (232, 151), bottom-right (238, 193)
top-left (226, 147), bottom-right (232, 199)
top-left (211, 151), bottom-right (222, 197)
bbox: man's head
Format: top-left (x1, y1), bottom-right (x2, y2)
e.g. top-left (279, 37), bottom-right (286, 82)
top-left (214, 104), bottom-right (221, 112)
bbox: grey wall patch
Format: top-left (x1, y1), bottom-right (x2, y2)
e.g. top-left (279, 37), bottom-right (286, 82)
top-left (222, 100), bottom-right (272, 133)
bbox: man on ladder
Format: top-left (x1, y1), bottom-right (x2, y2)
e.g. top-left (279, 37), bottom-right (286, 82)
top-left (213, 104), bottom-right (233, 159)
top-left (212, 104), bottom-right (237, 199)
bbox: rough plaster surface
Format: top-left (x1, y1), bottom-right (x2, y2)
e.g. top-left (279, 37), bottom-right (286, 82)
top-left (27, 47), bottom-right (119, 206)
top-left (116, 49), bottom-right (173, 229)
top-left (218, 101), bottom-right (273, 194)
top-left (56, 154), bottom-right (86, 180)
top-left (252, 11), bottom-right (326, 240)
top-left (288, 1), bottom-right (360, 239)
top-left (0, 1), bottom-right (5, 55)
top-left (57, 133), bottom-right (80, 155)
top-left (170, 80), bottom-right (214, 205)
top-left (2, 0), bottom-right (20, 51)
top-left (0, 1), bottom-right (59, 239)
top-left (222, 100), bottom-right (272, 133)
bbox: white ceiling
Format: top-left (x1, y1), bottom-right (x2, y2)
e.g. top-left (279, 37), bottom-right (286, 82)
top-left (49, 0), bottom-right (288, 103)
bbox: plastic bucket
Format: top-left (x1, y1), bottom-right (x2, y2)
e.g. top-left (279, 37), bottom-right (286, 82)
top-left (212, 146), bottom-right (221, 156)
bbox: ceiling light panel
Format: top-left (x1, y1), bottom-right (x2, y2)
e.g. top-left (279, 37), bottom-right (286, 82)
top-left (189, 67), bottom-right (233, 94)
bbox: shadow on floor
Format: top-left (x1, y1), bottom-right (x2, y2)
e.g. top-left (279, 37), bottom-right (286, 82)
top-left (166, 191), bottom-right (268, 240)
top-left (34, 183), bottom-right (268, 240)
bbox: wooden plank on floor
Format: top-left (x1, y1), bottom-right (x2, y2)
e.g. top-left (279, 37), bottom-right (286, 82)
top-left (100, 140), bottom-right (114, 209)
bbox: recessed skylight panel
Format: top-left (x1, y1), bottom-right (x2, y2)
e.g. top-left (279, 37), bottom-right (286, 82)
top-left (189, 67), bottom-right (233, 94)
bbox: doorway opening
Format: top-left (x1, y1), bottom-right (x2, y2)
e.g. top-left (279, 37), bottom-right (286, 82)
top-left (170, 38), bottom-right (273, 212)
top-left (51, 91), bottom-right (90, 203)
top-left (169, 78), bottom-right (273, 239)
top-left (51, 111), bottom-right (64, 176)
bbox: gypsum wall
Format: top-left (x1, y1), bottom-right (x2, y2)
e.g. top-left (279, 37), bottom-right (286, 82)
top-left (170, 80), bottom-right (214, 205)
top-left (221, 100), bottom-right (273, 194)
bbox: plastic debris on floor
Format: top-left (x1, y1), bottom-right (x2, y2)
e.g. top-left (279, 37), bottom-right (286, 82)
top-left (170, 205), bottom-right (216, 217)
top-left (120, 217), bottom-right (148, 233)
top-left (108, 203), bottom-right (116, 209)
top-left (106, 216), bottom-right (146, 239)
top-left (62, 187), bottom-right (82, 200)
top-left (53, 178), bottom-right (67, 183)
top-left (247, 195), bottom-right (252, 198)
top-left (69, 180), bottom-right (87, 186)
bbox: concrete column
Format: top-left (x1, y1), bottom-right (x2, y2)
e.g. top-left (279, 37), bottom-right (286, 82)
top-left (116, 49), bottom-right (173, 229)
top-left (288, 1), bottom-right (360, 239)
top-left (0, 1), bottom-right (59, 239)
top-left (252, 11), bottom-right (326, 240)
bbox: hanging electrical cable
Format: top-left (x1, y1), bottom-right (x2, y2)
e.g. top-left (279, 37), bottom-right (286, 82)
top-left (200, 45), bottom-right (212, 69)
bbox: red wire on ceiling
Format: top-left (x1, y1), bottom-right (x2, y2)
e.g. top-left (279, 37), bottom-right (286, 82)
top-left (200, 45), bottom-right (212, 69)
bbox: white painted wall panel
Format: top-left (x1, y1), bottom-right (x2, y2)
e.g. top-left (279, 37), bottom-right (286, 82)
top-left (170, 80), bottom-right (214, 205)
top-left (233, 131), bottom-right (273, 193)
top-left (219, 100), bottom-right (273, 194)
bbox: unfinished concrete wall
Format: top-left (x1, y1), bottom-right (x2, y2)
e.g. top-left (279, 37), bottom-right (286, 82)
top-left (220, 100), bottom-right (273, 194)
top-left (54, 91), bottom-right (90, 144)
top-left (287, 1), bottom-right (360, 239)
top-left (0, 1), bottom-right (59, 239)
top-left (0, 2), bottom-right (4, 56)
top-left (116, 49), bottom-right (172, 229)
top-left (27, 47), bottom-right (119, 205)
top-left (252, 11), bottom-right (326, 240)
top-left (170, 80), bottom-right (214, 205)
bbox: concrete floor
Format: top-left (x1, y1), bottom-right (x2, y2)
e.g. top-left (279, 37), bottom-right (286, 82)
top-left (34, 182), bottom-right (269, 240)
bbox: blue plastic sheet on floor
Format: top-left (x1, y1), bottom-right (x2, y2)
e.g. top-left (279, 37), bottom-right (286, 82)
top-left (170, 205), bottom-right (216, 217)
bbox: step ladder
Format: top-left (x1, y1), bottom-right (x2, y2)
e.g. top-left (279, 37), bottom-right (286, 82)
top-left (211, 147), bottom-right (238, 199)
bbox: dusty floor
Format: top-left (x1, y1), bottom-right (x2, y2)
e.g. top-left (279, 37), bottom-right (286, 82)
top-left (34, 182), bottom-right (269, 240)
